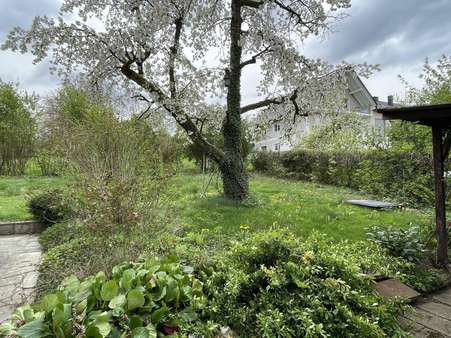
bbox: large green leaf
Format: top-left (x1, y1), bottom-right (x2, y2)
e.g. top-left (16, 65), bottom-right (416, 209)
top-left (108, 294), bottom-right (126, 309)
top-left (60, 275), bottom-right (80, 296)
top-left (17, 320), bottom-right (51, 338)
top-left (40, 294), bottom-right (60, 314)
top-left (0, 322), bottom-right (15, 336)
top-left (150, 305), bottom-right (168, 325)
top-left (100, 280), bottom-right (119, 301)
top-left (129, 315), bottom-right (144, 330)
top-left (130, 324), bottom-right (157, 338)
top-left (127, 289), bottom-right (145, 310)
top-left (120, 269), bottom-right (136, 290)
top-left (165, 277), bottom-right (180, 303)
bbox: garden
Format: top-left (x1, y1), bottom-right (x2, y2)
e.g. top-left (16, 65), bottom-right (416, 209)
top-left (0, 0), bottom-right (451, 337)
top-left (1, 71), bottom-right (451, 337)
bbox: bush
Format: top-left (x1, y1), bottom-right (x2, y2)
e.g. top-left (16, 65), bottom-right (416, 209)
top-left (0, 257), bottom-right (211, 337)
top-left (202, 231), bottom-right (410, 337)
top-left (367, 225), bottom-right (427, 262)
top-left (251, 149), bottom-right (439, 207)
top-left (63, 110), bottom-right (173, 230)
top-left (27, 189), bottom-right (73, 225)
top-left (34, 149), bottom-right (66, 176)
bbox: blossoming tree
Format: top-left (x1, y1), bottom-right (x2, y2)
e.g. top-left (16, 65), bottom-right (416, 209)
top-left (3, 0), bottom-right (368, 200)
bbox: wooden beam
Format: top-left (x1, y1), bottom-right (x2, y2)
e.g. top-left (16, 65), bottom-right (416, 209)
top-left (432, 125), bottom-right (449, 266)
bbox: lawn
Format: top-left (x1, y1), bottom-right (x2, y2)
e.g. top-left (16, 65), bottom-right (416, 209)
top-left (170, 173), bottom-right (433, 241)
top-left (0, 173), bottom-right (433, 241)
top-left (0, 176), bottom-right (66, 221)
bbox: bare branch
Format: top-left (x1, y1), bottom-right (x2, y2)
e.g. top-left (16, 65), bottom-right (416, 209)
top-left (240, 97), bottom-right (285, 114)
top-left (240, 45), bottom-right (272, 69)
top-left (242, 0), bottom-right (264, 8)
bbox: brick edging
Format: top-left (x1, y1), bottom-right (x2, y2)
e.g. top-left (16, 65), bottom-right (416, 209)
top-left (0, 220), bottom-right (44, 235)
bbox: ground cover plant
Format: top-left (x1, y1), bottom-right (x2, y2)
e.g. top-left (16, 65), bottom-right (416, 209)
top-left (3, 230), bottom-right (446, 337)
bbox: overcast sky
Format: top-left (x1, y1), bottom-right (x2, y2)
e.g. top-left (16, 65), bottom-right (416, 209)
top-left (0, 0), bottom-right (450, 103)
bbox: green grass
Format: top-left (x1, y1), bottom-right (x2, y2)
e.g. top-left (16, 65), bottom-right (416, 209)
top-left (0, 176), bottom-right (66, 221)
top-left (169, 174), bottom-right (433, 241)
top-left (0, 173), bottom-right (434, 241)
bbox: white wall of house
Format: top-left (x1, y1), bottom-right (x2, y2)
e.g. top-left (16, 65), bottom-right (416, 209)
top-left (254, 71), bottom-right (392, 152)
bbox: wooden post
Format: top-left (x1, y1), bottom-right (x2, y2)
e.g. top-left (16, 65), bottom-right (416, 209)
top-left (432, 125), bottom-right (448, 266)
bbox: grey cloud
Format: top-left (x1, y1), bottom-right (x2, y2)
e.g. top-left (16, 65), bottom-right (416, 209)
top-left (305, 0), bottom-right (451, 67)
top-left (0, 0), bottom-right (60, 94)
top-left (0, 0), bottom-right (60, 36)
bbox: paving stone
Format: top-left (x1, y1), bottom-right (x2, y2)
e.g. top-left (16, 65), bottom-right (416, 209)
top-left (407, 307), bottom-right (451, 337)
top-left (375, 278), bottom-right (421, 301)
top-left (0, 235), bottom-right (41, 323)
top-left (418, 301), bottom-right (451, 321)
top-left (433, 289), bottom-right (451, 307)
top-left (22, 272), bottom-right (38, 289)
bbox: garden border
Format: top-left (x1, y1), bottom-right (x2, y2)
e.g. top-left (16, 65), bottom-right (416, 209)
top-left (0, 220), bottom-right (44, 235)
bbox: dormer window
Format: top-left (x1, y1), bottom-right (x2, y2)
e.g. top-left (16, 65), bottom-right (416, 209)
top-left (274, 124), bottom-right (281, 132)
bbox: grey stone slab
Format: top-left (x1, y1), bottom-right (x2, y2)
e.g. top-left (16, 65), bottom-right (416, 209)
top-left (0, 224), bottom-right (14, 236)
top-left (0, 221), bottom-right (43, 235)
top-left (346, 199), bottom-right (399, 209)
top-left (22, 272), bottom-right (38, 289)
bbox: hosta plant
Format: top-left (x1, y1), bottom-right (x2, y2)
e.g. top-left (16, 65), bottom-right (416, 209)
top-left (0, 257), bottom-right (211, 337)
top-left (367, 225), bottom-right (427, 262)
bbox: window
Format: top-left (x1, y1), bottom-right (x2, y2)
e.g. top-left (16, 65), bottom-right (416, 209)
top-left (261, 146), bottom-right (267, 151)
top-left (274, 144), bottom-right (280, 151)
top-left (274, 124), bottom-right (281, 132)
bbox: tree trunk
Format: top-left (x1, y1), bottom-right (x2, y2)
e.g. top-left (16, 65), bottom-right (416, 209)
top-left (221, 0), bottom-right (249, 201)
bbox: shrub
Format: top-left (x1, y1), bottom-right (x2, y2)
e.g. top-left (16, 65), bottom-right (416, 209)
top-left (27, 189), bottom-right (73, 225)
top-left (251, 148), bottom-right (439, 207)
top-left (0, 257), bottom-right (212, 337)
top-left (34, 148), bottom-right (66, 176)
top-left (202, 230), bottom-right (410, 337)
top-left (63, 110), bottom-right (173, 230)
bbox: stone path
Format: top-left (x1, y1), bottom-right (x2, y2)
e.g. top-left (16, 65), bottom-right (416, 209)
top-left (0, 235), bottom-right (41, 323)
top-left (403, 287), bottom-right (451, 337)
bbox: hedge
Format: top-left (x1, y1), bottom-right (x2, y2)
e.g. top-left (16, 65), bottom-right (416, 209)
top-left (251, 149), bottom-right (442, 207)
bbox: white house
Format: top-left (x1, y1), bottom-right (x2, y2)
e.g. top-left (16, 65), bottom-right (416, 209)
top-left (254, 71), bottom-right (396, 152)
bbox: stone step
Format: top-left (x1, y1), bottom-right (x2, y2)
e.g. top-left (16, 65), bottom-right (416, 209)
top-left (375, 278), bottom-right (421, 302)
top-left (0, 221), bottom-right (44, 235)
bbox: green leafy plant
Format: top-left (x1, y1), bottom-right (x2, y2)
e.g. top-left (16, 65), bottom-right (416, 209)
top-left (202, 230), bottom-right (410, 337)
top-left (1, 257), bottom-right (212, 337)
top-left (367, 225), bottom-right (427, 262)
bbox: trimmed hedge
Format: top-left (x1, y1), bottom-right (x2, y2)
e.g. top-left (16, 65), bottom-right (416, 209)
top-left (251, 149), bottom-right (440, 207)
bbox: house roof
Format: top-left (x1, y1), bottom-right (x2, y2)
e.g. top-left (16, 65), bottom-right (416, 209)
top-left (376, 100), bottom-right (401, 109)
top-left (346, 71), bottom-right (377, 107)
top-left (376, 103), bottom-right (451, 126)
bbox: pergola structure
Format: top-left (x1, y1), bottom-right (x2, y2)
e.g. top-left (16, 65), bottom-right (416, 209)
top-left (377, 103), bottom-right (451, 266)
